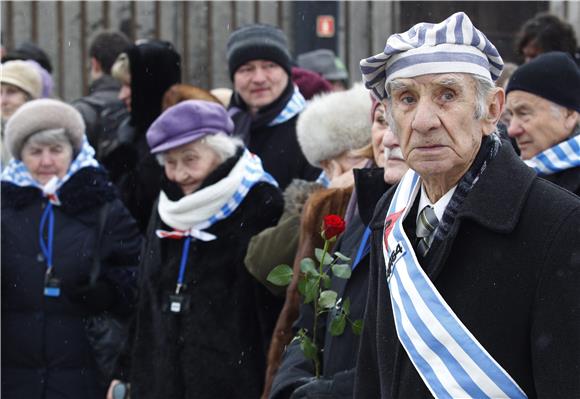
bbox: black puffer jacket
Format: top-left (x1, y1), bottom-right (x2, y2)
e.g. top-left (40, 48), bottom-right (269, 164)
top-left (128, 152), bottom-right (284, 399)
top-left (1, 167), bottom-right (142, 399)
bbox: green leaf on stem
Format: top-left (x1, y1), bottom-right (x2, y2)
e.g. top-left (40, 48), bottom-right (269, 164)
top-left (330, 313), bottom-right (347, 336)
top-left (297, 278), bottom-right (307, 296)
top-left (318, 290), bottom-right (338, 309)
top-left (314, 248), bottom-right (332, 266)
top-left (300, 335), bottom-right (318, 361)
top-left (332, 264), bottom-right (352, 279)
top-left (266, 264), bottom-right (293, 286)
top-left (321, 274), bottom-right (332, 289)
top-left (342, 297), bottom-right (351, 316)
top-left (334, 251), bottom-right (351, 262)
top-left (351, 319), bottom-right (364, 335)
top-left (300, 258), bottom-right (318, 275)
top-left (303, 278), bottom-right (318, 304)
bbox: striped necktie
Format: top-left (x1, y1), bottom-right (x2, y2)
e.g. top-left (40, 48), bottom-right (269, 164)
top-left (416, 205), bottom-right (439, 257)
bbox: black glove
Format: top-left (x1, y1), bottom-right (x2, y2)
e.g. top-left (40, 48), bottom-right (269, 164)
top-left (63, 277), bottom-right (118, 312)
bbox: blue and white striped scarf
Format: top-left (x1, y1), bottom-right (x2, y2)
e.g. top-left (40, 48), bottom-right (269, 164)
top-left (382, 169), bottom-right (526, 399)
top-left (524, 133), bottom-right (580, 176)
top-left (1, 138), bottom-right (99, 204)
top-left (268, 86), bottom-right (306, 126)
top-left (157, 148), bottom-right (278, 241)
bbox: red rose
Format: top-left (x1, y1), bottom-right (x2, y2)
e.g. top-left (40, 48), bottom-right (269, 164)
top-left (322, 214), bottom-right (346, 240)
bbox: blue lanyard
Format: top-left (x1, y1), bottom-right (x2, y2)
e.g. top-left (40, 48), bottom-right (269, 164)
top-left (352, 227), bottom-right (371, 271)
top-left (175, 237), bottom-right (192, 294)
top-left (39, 203), bottom-right (55, 273)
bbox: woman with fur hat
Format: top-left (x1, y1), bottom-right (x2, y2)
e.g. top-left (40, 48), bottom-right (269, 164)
top-left (1, 99), bottom-right (142, 399)
top-left (107, 100), bottom-right (283, 399)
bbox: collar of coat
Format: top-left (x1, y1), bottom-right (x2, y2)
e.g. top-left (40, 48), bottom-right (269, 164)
top-left (1, 166), bottom-right (117, 214)
top-left (370, 139), bottom-right (536, 234)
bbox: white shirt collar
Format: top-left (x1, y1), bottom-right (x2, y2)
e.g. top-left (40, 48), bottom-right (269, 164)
top-left (417, 184), bottom-right (457, 223)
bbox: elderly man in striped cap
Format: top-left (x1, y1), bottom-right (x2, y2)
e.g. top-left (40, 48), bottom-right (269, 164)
top-left (356, 12), bottom-right (580, 399)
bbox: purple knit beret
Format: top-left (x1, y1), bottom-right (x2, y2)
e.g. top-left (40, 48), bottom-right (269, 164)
top-left (146, 100), bottom-right (234, 154)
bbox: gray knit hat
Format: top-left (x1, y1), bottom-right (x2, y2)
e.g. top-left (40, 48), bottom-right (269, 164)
top-left (227, 24), bottom-right (292, 79)
top-left (297, 83), bottom-right (372, 167)
top-left (297, 49), bottom-right (349, 81)
top-left (5, 99), bottom-right (85, 159)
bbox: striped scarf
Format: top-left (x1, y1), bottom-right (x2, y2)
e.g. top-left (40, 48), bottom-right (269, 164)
top-left (1, 138), bottom-right (99, 204)
top-left (267, 86), bottom-right (306, 126)
top-left (156, 149), bottom-right (277, 241)
top-left (524, 131), bottom-right (580, 176)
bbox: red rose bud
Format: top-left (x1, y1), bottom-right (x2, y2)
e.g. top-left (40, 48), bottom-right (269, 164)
top-left (322, 214), bottom-right (346, 240)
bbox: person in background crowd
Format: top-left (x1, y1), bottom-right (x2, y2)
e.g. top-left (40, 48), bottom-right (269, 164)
top-left (227, 24), bottom-right (321, 190)
top-left (495, 62), bottom-right (519, 127)
top-left (516, 12), bottom-right (580, 65)
top-left (162, 83), bottom-right (221, 111)
top-left (1, 60), bottom-right (43, 167)
top-left (252, 84), bottom-right (373, 398)
top-left (3, 41), bottom-right (53, 74)
top-left (1, 99), bottom-right (141, 399)
top-left (72, 31), bottom-right (131, 155)
top-left (297, 49), bottom-right (349, 91)
top-left (210, 87), bottom-right (233, 108)
top-left (105, 39), bottom-right (181, 232)
top-left (270, 99), bottom-right (409, 399)
top-left (107, 100), bottom-right (283, 399)
top-left (290, 66), bottom-right (333, 100)
top-left (506, 51), bottom-right (580, 196)
top-left (357, 11), bottom-right (580, 398)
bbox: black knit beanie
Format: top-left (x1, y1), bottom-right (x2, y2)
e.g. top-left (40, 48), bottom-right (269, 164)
top-left (227, 24), bottom-right (292, 80)
top-left (506, 51), bottom-right (580, 113)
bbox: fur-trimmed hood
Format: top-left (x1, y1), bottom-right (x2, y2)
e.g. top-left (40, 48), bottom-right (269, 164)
top-left (296, 83), bottom-right (372, 167)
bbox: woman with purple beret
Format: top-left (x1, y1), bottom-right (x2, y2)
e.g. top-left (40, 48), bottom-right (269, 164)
top-left (108, 100), bottom-right (284, 399)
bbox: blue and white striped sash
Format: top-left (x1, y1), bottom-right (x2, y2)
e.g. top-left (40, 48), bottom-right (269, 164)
top-left (268, 86), bottom-right (306, 126)
top-left (524, 135), bottom-right (580, 176)
top-left (381, 169), bottom-right (527, 399)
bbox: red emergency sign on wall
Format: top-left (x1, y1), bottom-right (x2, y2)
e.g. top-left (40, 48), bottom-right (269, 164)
top-left (316, 15), bottom-right (335, 38)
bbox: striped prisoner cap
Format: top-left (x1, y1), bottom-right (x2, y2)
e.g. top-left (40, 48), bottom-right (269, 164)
top-left (360, 12), bottom-right (503, 100)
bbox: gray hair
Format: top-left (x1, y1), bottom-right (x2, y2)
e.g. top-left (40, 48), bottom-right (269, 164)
top-left (22, 128), bottom-right (74, 157)
top-left (156, 132), bottom-right (243, 165)
top-left (384, 74), bottom-right (497, 135)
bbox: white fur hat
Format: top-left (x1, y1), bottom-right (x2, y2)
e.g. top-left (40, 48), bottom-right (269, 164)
top-left (5, 99), bottom-right (85, 159)
top-left (297, 83), bottom-right (372, 167)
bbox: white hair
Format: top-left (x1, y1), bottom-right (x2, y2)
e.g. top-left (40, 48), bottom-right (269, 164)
top-left (22, 128), bottom-right (74, 156)
top-left (156, 132), bottom-right (243, 165)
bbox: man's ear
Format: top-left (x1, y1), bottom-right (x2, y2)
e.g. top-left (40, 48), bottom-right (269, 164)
top-left (563, 109), bottom-right (579, 132)
top-left (482, 87), bottom-right (505, 136)
top-left (90, 57), bottom-right (102, 74)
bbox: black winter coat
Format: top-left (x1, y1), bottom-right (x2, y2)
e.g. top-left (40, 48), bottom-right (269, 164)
top-left (1, 167), bottom-right (142, 399)
top-left (354, 142), bottom-right (580, 398)
top-left (270, 168), bottom-right (389, 399)
top-left (543, 166), bottom-right (580, 197)
top-left (128, 157), bottom-right (284, 399)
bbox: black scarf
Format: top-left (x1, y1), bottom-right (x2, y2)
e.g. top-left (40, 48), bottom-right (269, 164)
top-left (228, 81), bottom-right (294, 145)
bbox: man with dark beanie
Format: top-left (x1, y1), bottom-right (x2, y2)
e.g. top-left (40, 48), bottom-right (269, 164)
top-left (506, 51), bottom-right (580, 195)
top-left (227, 24), bottom-right (320, 190)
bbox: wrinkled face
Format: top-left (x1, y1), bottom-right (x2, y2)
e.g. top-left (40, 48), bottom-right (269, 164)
top-left (378, 103), bottom-right (408, 184)
top-left (371, 103), bottom-right (388, 167)
top-left (21, 141), bottom-right (73, 185)
top-left (506, 90), bottom-right (577, 160)
top-left (1, 84), bottom-right (30, 120)
top-left (233, 60), bottom-right (289, 115)
top-left (388, 73), bottom-right (491, 183)
top-left (118, 82), bottom-right (132, 112)
top-left (163, 139), bottom-right (221, 195)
